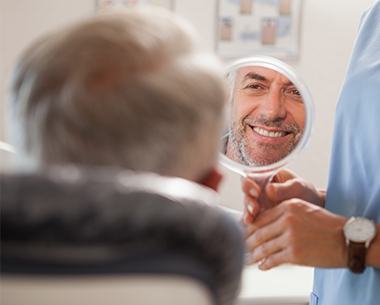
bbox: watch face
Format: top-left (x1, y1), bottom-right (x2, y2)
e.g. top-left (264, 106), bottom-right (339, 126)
top-left (344, 217), bottom-right (377, 243)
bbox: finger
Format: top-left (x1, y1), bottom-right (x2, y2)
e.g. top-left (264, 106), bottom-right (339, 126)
top-left (242, 177), bottom-right (261, 198)
top-left (243, 197), bottom-right (260, 224)
top-left (248, 233), bottom-right (286, 264)
top-left (245, 215), bottom-right (285, 251)
top-left (244, 200), bottom-right (292, 238)
top-left (246, 201), bottom-right (287, 233)
top-left (258, 249), bottom-right (288, 270)
top-left (266, 179), bottom-right (300, 203)
top-left (243, 209), bottom-right (254, 225)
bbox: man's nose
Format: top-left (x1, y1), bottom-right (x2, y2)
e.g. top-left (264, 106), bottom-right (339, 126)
top-left (259, 89), bottom-right (287, 120)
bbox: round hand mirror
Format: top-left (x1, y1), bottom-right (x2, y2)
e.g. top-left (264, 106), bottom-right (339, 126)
top-left (220, 56), bottom-right (313, 179)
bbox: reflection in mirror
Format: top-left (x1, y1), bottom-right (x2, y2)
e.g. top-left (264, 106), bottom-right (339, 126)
top-left (224, 65), bottom-right (306, 167)
top-left (220, 56), bottom-right (313, 178)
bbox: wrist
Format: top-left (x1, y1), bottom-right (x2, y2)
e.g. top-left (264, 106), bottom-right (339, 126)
top-left (366, 224), bottom-right (380, 267)
top-left (336, 216), bottom-right (348, 267)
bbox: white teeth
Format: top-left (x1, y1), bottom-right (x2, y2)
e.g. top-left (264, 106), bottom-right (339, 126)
top-left (253, 127), bottom-right (286, 138)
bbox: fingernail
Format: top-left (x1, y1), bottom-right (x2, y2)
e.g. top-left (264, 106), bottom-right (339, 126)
top-left (249, 187), bottom-right (259, 197)
top-left (247, 204), bottom-right (255, 215)
top-left (259, 263), bottom-right (269, 271)
top-left (258, 259), bottom-right (267, 270)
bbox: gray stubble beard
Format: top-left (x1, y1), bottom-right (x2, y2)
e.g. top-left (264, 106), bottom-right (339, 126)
top-left (228, 119), bottom-right (301, 167)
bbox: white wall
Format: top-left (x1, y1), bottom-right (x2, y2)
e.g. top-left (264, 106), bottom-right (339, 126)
top-left (0, 0), bottom-right (95, 140)
top-left (0, 0), bottom-right (374, 209)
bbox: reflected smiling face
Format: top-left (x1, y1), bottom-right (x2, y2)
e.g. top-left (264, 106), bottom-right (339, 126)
top-left (226, 66), bottom-right (306, 166)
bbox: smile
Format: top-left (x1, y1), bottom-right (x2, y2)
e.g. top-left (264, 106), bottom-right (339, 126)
top-left (252, 127), bottom-right (288, 138)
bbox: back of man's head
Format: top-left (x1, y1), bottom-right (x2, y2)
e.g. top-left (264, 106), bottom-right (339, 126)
top-left (9, 8), bottom-right (226, 183)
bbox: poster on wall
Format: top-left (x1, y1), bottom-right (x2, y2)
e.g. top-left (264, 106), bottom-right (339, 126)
top-left (216, 0), bottom-right (302, 60)
top-left (96, 0), bottom-right (174, 11)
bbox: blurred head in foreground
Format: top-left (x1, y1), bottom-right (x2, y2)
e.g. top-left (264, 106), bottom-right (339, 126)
top-left (8, 8), bottom-right (226, 189)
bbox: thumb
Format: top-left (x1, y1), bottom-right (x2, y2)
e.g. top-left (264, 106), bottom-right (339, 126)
top-left (272, 169), bottom-right (297, 183)
top-left (266, 179), bottom-right (298, 203)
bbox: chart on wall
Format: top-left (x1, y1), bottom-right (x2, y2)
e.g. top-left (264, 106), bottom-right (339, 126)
top-left (96, 0), bottom-right (174, 10)
top-left (216, 0), bottom-right (302, 60)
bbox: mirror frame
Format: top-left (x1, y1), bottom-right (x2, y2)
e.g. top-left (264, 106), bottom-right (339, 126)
top-left (219, 56), bottom-right (314, 176)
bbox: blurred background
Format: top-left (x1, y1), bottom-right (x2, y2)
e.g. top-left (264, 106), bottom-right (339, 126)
top-left (0, 0), bottom-right (374, 209)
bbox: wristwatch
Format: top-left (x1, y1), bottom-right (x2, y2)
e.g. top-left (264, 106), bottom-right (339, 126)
top-left (343, 217), bottom-right (377, 273)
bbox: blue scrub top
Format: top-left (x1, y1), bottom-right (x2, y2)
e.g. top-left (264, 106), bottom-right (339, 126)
top-left (312, 1), bottom-right (380, 305)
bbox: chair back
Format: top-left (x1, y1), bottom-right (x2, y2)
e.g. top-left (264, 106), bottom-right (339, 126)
top-left (1, 167), bottom-right (244, 305)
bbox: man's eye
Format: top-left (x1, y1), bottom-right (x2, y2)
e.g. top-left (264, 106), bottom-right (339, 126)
top-left (292, 89), bottom-right (301, 96)
top-left (243, 83), bottom-right (266, 91)
top-left (285, 87), bottom-right (302, 99)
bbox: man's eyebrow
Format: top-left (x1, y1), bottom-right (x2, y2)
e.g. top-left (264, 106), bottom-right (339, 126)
top-left (242, 72), bottom-right (294, 86)
top-left (243, 72), bottom-right (267, 82)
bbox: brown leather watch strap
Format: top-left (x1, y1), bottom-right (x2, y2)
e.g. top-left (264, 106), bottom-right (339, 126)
top-left (347, 241), bottom-right (367, 273)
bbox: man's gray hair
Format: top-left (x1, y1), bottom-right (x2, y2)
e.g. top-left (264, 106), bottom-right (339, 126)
top-left (8, 8), bottom-right (226, 181)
